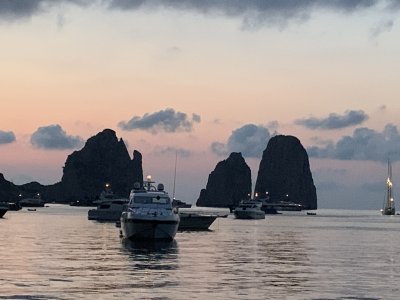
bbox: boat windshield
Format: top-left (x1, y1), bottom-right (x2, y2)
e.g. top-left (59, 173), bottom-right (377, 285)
top-left (133, 196), bottom-right (170, 204)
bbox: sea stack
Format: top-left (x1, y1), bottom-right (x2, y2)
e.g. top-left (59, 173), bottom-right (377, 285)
top-left (254, 135), bottom-right (317, 209)
top-left (196, 152), bottom-right (251, 209)
top-left (57, 129), bottom-right (143, 203)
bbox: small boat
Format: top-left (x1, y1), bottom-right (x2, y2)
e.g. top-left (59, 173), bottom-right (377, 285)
top-left (88, 183), bottom-right (129, 221)
top-left (381, 160), bottom-right (395, 216)
top-left (19, 194), bottom-right (45, 207)
top-left (178, 213), bottom-right (217, 230)
top-left (178, 208), bottom-right (228, 230)
top-left (88, 199), bottom-right (129, 221)
top-left (0, 201), bottom-right (8, 218)
top-left (172, 199), bottom-right (192, 208)
top-left (306, 212), bottom-right (316, 216)
top-left (8, 202), bottom-right (22, 211)
top-left (234, 199), bottom-right (265, 220)
top-left (27, 208), bottom-right (37, 212)
top-left (120, 176), bottom-right (180, 241)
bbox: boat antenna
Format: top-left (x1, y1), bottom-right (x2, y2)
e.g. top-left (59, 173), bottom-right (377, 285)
top-left (172, 151), bottom-right (178, 200)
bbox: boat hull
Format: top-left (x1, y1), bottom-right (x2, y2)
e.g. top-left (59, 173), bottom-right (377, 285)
top-left (234, 210), bottom-right (265, 220)
top-left (178, 214), bottom-right (217, 230)
top-left (121, 212), bottom-right (179, 241)
top-left (382, 207), bottom-right (395, 215)
top-left (0, 208), bottom-right (7, 218)
top-left (88, 210), bottom-right (123, 221)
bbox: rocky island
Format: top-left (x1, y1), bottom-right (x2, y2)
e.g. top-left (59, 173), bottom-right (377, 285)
top-left (0, 129), bottom-right (143, 204)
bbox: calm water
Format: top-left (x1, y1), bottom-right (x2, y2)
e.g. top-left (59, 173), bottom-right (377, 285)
top-left (1, 205), bottom-right (400, 299)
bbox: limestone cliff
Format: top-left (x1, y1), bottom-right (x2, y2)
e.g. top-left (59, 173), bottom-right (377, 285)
top-left (196, 152), bottom-right (251, 208)
top-left (57, 129), bottom-right (143, 202)
top-left (254, 135), bottom-right (317, 209)
top-left (0, 129), bottom-right (143, 203)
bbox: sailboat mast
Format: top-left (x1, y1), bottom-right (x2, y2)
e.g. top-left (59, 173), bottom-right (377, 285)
top-left (172, 151), bottom-right (177, 200)
top-left (387, 159), bottom-right (394, 209)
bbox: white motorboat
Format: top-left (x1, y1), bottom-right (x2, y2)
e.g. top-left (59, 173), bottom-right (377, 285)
top-left (0, 201), bottom-right (8, 218)
top-left (178, 208), bottom-right (228, 231)
top-left (120, 176), bottom-right (180, 241)
top-left (234, 199), bottom-right (265, 220)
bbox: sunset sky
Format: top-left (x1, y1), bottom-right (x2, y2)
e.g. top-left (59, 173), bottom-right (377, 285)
top-left (1, 0), bottom-right (400, 209)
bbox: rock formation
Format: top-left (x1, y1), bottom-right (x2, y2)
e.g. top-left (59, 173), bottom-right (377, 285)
top-left (0, 173), bottom-right (18, 202)
top-left (196, 152), bottom-right (251, 208)
top-left (0, 129), bottom-right (143, 204)
top-left (0, 173), bottom-right (45, 202)
top-left (55, 129), bottom-right (143, 203)
top-left (254, 135), bottom-right (317, 209)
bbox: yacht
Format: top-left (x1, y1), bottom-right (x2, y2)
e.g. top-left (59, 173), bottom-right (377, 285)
top-left (120, 176), bottom-right (180, 241)
top-left (88, 184), bottom-right (129, 221)
top-left (234, 199), bottom-right (265, 220)
top-left (19, 194), bottom-right (45, 207)
top-left (178, 208), bottom-right (228, 230)
top-left (381, 160), bottom-right (395, 215)
top-left (88, 199), bottom-right (129, 221)
top-left (0, 201), bottom-right (8, 218)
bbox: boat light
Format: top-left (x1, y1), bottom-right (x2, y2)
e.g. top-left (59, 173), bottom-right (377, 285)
top-left (146, 175), bottom-right (152, 181)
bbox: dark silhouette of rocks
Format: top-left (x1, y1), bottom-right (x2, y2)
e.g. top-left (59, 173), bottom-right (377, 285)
top-left (53, 129), bottom-right (143, 203)
top-left (0, 173), bottom-right (45, 202)
top-left (254, 135), bottom-right (317, 209)
top-left (0, 129), bottom-right (143, 204)
top-left (0, 173), bottom-right (18, 202)
top-left (196, 152), bottom-right (251, 208)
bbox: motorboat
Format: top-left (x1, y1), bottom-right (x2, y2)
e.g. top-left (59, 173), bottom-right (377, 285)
top-left (0, 202), bottom-right (8, 218)
top-left (178, 208), bottom-right (228, 230)
top-left (234, 199), bottom-right (265, 220)
top-left (381, 160), bottom-right (395, 215)
top-left (19, 194), bottom-right (45, 207)
top-left (88, 199), bottom-right (129, 221)
top-left (8, 202), bottom-right (22, 211)
top-left (120, 176), bottom-right (180, 241)
top-left (88, 184), bottom-right (129, 221)
top-left (172, 199), bottom-right (192, 208)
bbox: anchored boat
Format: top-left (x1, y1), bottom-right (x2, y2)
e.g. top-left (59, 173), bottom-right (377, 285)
top-left (381, 160), bottom-right (395, 215)
top-left (234, 199), bottom-right (265, 220)
top-left (120, 176), bottom-right (180, 241)
top-left (0, 201), bottom-right (8, 218)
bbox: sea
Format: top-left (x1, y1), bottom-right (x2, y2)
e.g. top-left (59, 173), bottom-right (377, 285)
top-left (1, 205), bottom-right (400, 300)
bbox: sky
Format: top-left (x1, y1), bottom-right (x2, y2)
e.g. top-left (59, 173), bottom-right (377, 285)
top-left (1, 0), bottom-right (400, 209)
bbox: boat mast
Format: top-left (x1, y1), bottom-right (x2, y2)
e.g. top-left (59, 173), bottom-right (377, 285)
top-left (386, 159), bottom-right (394, 209)
top-left (172, 151), bottom-right (177, 200)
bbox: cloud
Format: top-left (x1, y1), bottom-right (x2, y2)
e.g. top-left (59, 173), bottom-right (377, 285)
top-left (153, 146), bottom-right (192, 158)
top-left (211, 124), bottom-right (271, 158)
top-left (308, 123), bottom-right (400, 161)
top-left (118, 108), bottom-right (201, 134)
top-left (2, 1), bottom-right (384, 26)
top-left (370, 19), bottom-right (394, 38)
top-left (361, 181), bottom-right (384, 192)
top-left (314, 180), bottom-right (344, 191)
top-left (107, 0), bottom-right (380, 29)
top-left (0, 130), bottom-right (16, 145)
top-left (0, 0), bottom-right (91, 20)
top-left (295, 110), bottom-right (368, 130)
top-left (30, 124), bottom-right (84, 150)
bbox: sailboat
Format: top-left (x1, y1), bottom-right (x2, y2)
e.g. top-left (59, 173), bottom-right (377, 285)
top-left (381, 160), bottom-right (395, 215)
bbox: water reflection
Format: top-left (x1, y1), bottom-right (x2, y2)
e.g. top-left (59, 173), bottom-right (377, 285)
top-left (121, 238), bottom-right (179, 270)
top-left (121, 238), bottom-right (178, 254)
